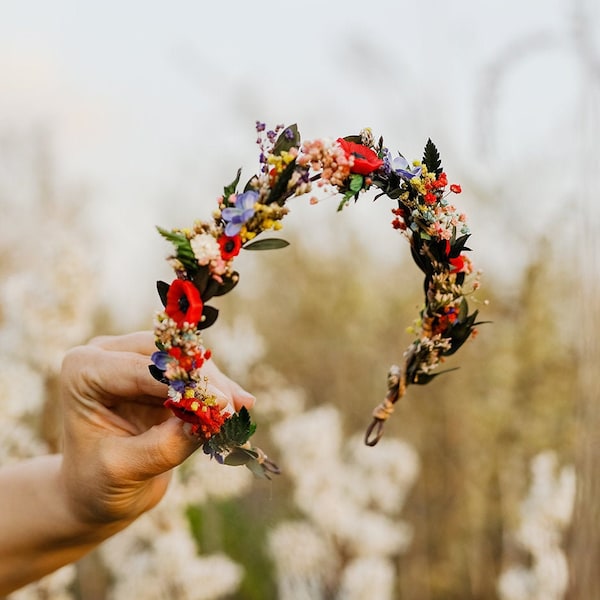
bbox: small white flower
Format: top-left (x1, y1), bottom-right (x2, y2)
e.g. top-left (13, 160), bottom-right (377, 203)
top-left (190, 233), bottom-right (221, 266)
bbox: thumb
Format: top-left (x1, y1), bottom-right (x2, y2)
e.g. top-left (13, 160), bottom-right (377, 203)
top-left (117, 417), bottom-right (203, 480)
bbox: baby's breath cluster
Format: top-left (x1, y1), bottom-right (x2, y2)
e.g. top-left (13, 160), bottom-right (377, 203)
top-left (151, 122), bottom-right (483, 467)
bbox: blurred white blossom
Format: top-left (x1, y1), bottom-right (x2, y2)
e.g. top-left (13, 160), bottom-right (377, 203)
top-left (0, 231), bottom-right (96, 373)
top-left (7, 564), bottom-right (76, 600)
top-left (269, 404), bottom-right (419, 596)
top-left (206, 315), bottom-right (266, 381)
top-left (337, 556), bottom-right (396, 600)
top-left (497, 451), bottom-right (576, 600)
top-left (101, 503), bottom-right (243, 600)
top-left (268, 521), bottom-right (338, 599)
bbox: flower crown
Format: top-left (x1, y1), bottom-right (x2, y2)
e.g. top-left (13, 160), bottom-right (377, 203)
top-left (150, 123), bottom-right (483, 477)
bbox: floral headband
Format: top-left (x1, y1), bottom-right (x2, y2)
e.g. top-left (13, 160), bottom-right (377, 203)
top-left (149, 123), bottom-right (483, 477)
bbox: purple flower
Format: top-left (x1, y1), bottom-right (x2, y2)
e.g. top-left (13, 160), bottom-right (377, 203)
top-left (221, 190), bottom-right (258, 236)
top-left (392, 155), bottom-right (422, 180)
top-left (170, 380), bottom-right (186, 394)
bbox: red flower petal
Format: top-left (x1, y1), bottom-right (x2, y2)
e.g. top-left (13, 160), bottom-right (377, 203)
top-left (449, 256), bottom-right (466, 272)
top-left (165, 279), bottom-right (203, 327)
top-left (164, 396), bottom-right (229, 439)
top-left (337, 138), bottom-right (384, 175)
top-left (218, 234), bottom-right (242, 260)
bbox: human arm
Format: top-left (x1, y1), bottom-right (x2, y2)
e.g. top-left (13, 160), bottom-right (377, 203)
top-left (0, 332), bottom-right (255, 595)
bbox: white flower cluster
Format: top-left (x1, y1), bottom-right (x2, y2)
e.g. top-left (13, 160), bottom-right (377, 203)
top-left (1, 179), bottom-right (96, 596)
top-left (99, 453), bottom-right (254, 599)
top-left (0, 359), bottom-right (48, 465)
top-left (0, 227), bottom-right (97, 374)
top-left (497, 451), bottom-right (576, 600)
top-left (7, 564), bottom-right (76, 600)
top-left (268, 403), bottom-right (420, 600)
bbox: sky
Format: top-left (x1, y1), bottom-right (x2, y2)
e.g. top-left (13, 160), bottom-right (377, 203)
top-left (0, 0), bottom-right (598, 326)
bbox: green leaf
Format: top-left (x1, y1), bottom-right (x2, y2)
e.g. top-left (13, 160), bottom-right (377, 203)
top-left (156, 226), bottom-right (197, 270)
top-left (223, 168), bottom-right (242, 200)
top-left (272, 124), bottom-right (300, 155)
top-left (224, 447), bottom-right (258, 466)
top-left (349, 173), bottom-right (364, 193)
top-left (423, 138), bottom-right (442, 175)
top-left (207, 407), bottom-right (257, 455)
top-left (244, 238), bottom-right (290, 251)
top-left (245, 458), bottom-right (271, 479)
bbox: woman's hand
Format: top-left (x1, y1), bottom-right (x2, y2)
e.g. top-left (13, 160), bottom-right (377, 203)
top-left (60, 331), bottom-right (255, 525)
top-left (0, 331), bottom-right (255, 594)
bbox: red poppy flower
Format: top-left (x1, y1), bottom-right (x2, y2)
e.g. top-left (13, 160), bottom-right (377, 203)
top-left (450, 184), bottom-right (462, 194)
top-left (165, 279), bottom-right (203, 327)
top-left (165, 396), bottom-right (229, 439)
top-left (337, 138), bottom-right (384, 175)
top-left (218, 234), bottom-right (242, 260)
top-left (449, 255), bottom-right (467, 272)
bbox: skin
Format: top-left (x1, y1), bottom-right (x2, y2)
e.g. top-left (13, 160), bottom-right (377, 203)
top-left (0, 332), bottom-right (255, 595)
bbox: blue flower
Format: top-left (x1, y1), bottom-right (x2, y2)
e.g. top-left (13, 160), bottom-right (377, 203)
top-left (392, 155), bottom-right (422, 180)
top-left (221, 190), bottom-right (258, 236)
top-left (151, 351), bottom-right (171, 370)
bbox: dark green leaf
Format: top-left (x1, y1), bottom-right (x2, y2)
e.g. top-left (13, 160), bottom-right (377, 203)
top-left (213, 272), bottom-right (240, 296)
top-left (243, 176), bottom-right (259, 193)
top-left (191, 266), bottom-right (210, 294)
top-left (156, 280), bottom-right (170, 307)
top-left (197, 305), bottom-right (219, 330)
top-left (423, 138), bottom-right (442, 175)
top-left (148, 364), bottom-right (167, 383)
top-left (458, 297), bottom-right (469, 321)
top-left (201, 277), bottom-right (222, 301)
top-left (244, 238), bottom-right (290, 251)
top-left (448, 234), bottom-right (471, 257)
top-left (266, 158), bottom-right (298, 206)
top-left (414, 367), bottom-right (460, 385)
top-left (207, 407), bottom-right (257, 455)
top-left (272, 124), bottom-right (300, 155)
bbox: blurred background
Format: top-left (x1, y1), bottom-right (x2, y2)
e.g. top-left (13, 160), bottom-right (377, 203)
top-left (1, 0), bottom-right (599, 598)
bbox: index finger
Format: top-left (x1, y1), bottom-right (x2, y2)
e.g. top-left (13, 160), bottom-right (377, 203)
top-left (62, 345), bottom-right (167, 407)
top-left (88, 331), bottom-right (156, 355)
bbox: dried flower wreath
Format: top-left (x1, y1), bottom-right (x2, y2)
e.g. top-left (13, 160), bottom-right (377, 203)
top-left (150, 123), bottom-right (483, 477)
